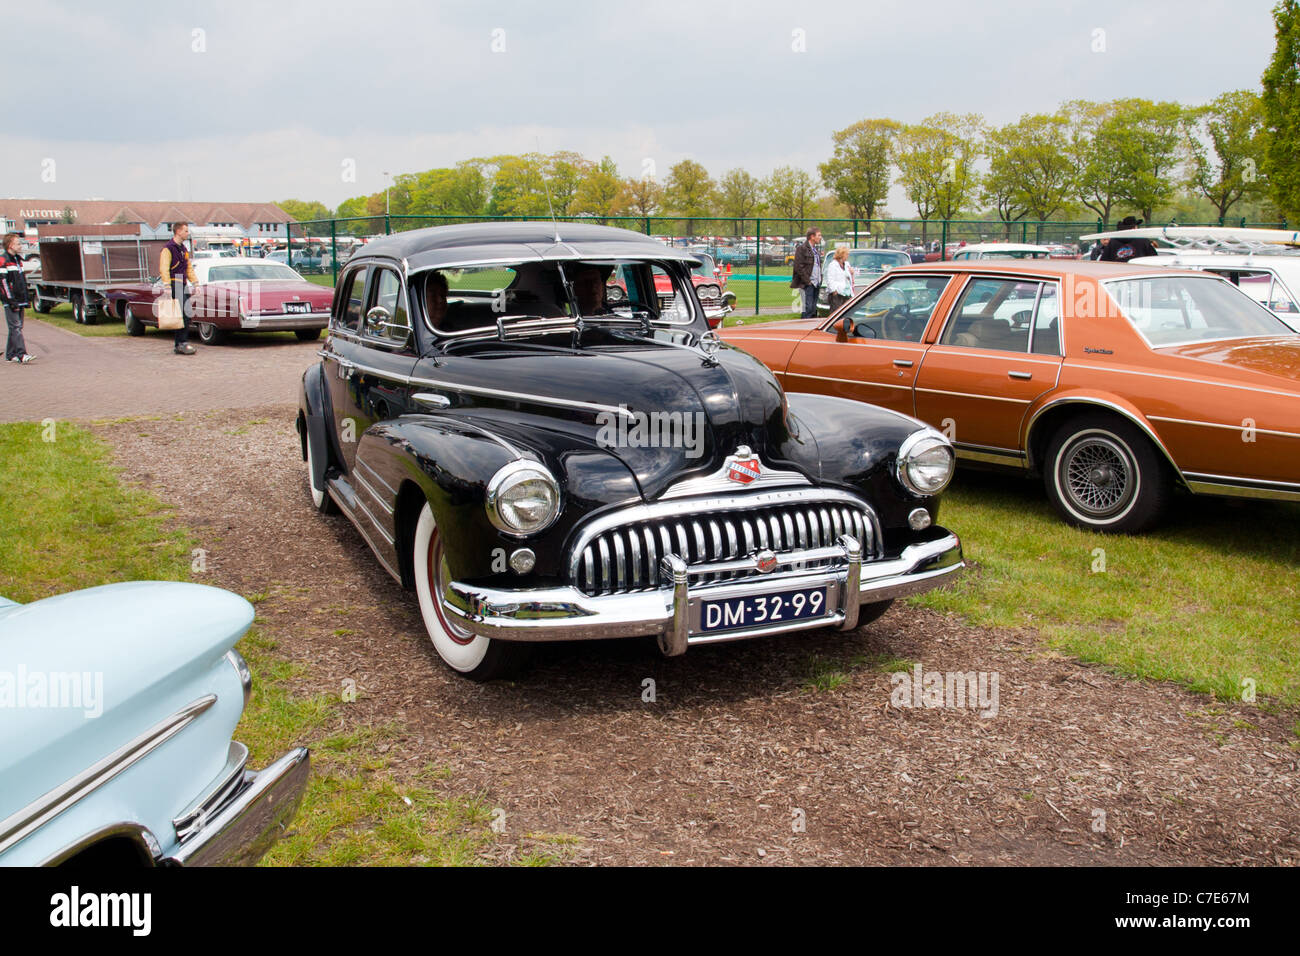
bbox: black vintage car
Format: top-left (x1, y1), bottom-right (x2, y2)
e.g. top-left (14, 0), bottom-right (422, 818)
top-left (297, 223), bottom-right (963, 679)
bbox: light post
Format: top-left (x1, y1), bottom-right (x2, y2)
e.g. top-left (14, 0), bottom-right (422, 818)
top-left (383, 170), bottom-right (391, 216)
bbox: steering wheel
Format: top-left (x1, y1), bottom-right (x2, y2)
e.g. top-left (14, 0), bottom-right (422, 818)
top-left (883, 304), bottom-right (910, 339)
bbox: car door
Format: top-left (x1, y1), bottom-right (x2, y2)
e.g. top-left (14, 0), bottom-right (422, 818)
top-left (322, 262), bottom-right (370, 472)
top-left (783, 273), bottom-right (956, 417)
top-left (913, 275), bottom-right (1064, 459)
top-left (331, 261), bottom-right (420, 474)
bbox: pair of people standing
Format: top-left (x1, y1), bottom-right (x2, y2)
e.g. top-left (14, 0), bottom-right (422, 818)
top-left (159, 222), bottom-right (198, 355)
top-left (792, 230), bottom-right (856, 316)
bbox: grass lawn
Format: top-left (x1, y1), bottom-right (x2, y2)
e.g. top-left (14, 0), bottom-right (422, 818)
top-left (0, 420), bottom-right (519, 865)
top-left (31, 303), bottom-right (129, 337)
top-left (914, 470), bottom-right (1300, 709)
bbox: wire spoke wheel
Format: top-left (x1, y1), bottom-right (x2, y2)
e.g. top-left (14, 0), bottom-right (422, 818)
top-left (1063, 437), bottom-right (1133, 517)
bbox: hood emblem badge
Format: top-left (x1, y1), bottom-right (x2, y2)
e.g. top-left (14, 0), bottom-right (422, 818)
top-left (726, 445), bottom-right (761, 485)
top-left (754, 549), bottom-right (778, 573)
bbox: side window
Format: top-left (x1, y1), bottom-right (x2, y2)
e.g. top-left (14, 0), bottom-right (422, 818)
top-left (1269, 276), bottom-right (1300, 314)
top-left (941, 277), bottom-right (1038, 352)
top-left (840, 275), bottom-right (950, 342)
top-left (1031, 283), bottom-right (1061, 356)
top-left (364, 267), bottom-right (411, 345)
top-left (334, 266), bottom-right (366, 332)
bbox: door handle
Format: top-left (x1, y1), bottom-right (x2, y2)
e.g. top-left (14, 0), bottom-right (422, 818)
top-left (892, 358), bottom-right (914, 368)
top-left (1008, 370), bottom-right (1032, 380)
top-left (335, 357), bottom-right (356, 380)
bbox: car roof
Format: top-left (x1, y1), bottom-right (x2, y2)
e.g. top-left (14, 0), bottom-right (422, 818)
top-left (953, 243), bottom-right (1054, 253)
top-left (889, 259), bottom-right (1204, 279)
top-left (1131, 252), bottom-right (1300, 272)
top-left (355, 221), bottom-right (703, 272)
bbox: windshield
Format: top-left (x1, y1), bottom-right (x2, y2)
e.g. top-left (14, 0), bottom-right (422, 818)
top-left (1105, 275), bottom-right (1293, 346)
top-left (418, 258), bottom-right (698, 335)
top-left (848, 251), bottom-right (908, 271)
top-left (690, 254), bottom-right (716, 277)
top-left (206, 263), bottom-right (303, 281)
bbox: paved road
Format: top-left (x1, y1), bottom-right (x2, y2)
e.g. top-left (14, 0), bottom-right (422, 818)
top-left (1, 319), bottom-right (321, 423)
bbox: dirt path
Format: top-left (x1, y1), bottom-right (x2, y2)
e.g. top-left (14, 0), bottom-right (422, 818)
top-left (93, 406), bottom-right (1300, 866)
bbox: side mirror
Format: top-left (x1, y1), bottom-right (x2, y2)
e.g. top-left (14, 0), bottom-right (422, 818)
top-left (365, 305), bottom-right (391, 335)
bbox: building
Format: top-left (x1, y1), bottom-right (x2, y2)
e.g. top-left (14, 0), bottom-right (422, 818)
top-left (0, 199), bottom-right (295, 240)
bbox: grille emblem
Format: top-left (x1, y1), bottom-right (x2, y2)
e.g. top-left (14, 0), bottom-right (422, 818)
top-left (755, 549), bottom-right (778, 573)
top-left (726, 446), bottom-right (761, 485)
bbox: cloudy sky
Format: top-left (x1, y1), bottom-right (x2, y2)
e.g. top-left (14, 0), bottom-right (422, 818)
top-left (0, 0), bottom-right (1278, 212)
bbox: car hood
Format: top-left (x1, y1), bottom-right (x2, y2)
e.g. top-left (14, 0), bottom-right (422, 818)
top-left (439, 338), bottom-right (795, 500)
top-left (1158, 336), bottom-right (1300, 385)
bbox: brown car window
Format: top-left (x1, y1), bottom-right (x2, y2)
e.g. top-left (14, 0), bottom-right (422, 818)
top-left (942, 277), bottom-right (1038, 353)
top-left (1031, 283), bottom-right (1061, 356)
top-left (841, 275), bottom-right (949, 342)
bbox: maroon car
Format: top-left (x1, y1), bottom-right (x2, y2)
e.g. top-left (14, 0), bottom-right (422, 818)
top-left (104, 258), bottom-right (334, 344)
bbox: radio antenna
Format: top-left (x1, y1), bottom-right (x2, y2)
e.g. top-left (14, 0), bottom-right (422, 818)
top-left (536, 139), bottom-right (562, 244)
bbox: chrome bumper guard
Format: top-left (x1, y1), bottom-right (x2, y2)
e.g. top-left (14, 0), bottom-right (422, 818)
top-left (441, 531), bottom-right (963, 656)
top-left (162, 745), bottom-right (310, 866)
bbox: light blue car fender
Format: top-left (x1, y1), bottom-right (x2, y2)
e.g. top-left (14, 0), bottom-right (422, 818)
top-left (0, 581), bottom-right (309, 866)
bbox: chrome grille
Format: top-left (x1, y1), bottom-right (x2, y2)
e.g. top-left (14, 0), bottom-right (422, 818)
top-left (572, 496), bottom-right (878, 596)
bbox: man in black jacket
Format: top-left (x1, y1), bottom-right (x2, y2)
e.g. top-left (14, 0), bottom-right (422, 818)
top-left (1099, 216), bottom-right (1158, 262)
top-left (1, 233), bottom-right (34, 363)
top-left (790, 227), bottom-right (823, 318)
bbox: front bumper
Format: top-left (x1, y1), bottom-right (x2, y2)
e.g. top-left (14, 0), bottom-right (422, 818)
top-left (441, 531), bottom-right (962, 656)
top-left (161, 745), bottom-right (310, 866)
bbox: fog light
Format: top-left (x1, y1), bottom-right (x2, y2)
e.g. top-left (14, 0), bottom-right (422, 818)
top-left (509, 548), bottom-right (536, 574)
top-left (908, 508), bottom-right (932, 531)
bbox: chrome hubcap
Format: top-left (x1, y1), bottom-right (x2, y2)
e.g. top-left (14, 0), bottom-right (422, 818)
top-left (1064, 438), bottom-right (1132, 516)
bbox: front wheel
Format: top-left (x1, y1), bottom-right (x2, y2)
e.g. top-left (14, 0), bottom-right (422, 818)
top-left (304, 423), bottom-right (337, 514)
top-left (1043, 414), bottom-right (1170, 533)
top-left (413, 502), bottom-right (531, 681)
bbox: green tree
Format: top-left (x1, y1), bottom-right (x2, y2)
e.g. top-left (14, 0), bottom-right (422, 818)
top-left (1111, 98), bottom-right (1186, 223)
top-left (620, 176), bottom-right (664, 218)
top-left (894, 113), bottom-right (983, 236)
top-left (762, 166), bottom-right (819, 228)
top-left (276, 199), bottom-right (331, 223)
top-left (1065, 99), bottom-right (1127, 226)
top-left (1263, 0), bottom-right (1300, 220)
top-left (1185, 90), bottom-right (1267, 221)
top-left (60, 206), bottom-right (77, 224)
top-left (545, 151), bottom-right (593, 217)
top-left (818, 118), bottom-right (899, 220)
top-left (716, 168), bottom-right (763, 227)
top-left (572, 156), bottom-right (626, 218)
top-left (663, 159), bottom-right (716, 219)
top-left (489, 153), bottom-right (550, 217)
top-left (983, 113), bottom-right (1074, 227)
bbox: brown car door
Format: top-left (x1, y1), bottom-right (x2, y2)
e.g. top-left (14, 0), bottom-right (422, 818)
top-left (912, 275), bottom-right (1064, 459)
top-left (782, 274), bottom-right (956, 418)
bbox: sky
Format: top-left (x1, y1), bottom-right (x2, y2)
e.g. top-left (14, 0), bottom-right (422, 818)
top-left (0, 0), bottom-right (1279, 214)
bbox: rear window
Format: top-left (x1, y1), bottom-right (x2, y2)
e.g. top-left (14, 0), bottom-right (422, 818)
top-left (1104, 275), bottom-right (1292, 346)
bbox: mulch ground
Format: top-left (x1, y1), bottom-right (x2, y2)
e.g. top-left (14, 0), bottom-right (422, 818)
top-left (92, 405), bottom-right (1300, 866)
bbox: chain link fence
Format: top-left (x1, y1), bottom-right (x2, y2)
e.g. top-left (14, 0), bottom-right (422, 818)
top-left (285, 214), bottom-right (1289, 317)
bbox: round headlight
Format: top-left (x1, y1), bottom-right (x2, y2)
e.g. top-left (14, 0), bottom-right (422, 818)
top-left (486, 461), bottom-right (560, 536)
top-left (697, 283), bottom-right (719, 299)
top-left (896, 430), bottom-right (955, 496)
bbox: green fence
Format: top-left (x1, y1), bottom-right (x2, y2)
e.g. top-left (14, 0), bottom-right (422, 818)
top-left (284, 214), bottom-right (1290, 317)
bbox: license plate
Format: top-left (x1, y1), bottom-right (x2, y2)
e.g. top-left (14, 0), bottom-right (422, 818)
top-left (283, 302), bottom-right (311, 314)
top-left (699, 586), bottom-right (829, 633)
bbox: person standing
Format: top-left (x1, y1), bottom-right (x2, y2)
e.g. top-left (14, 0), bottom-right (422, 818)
top-left (1, 233), bottom-right (34, 363)
top-left (790, 227), bottom-right (823, 318)
top-left (825, 245), bottom-right (854, 313)
top-left (1099, 216), bottom-right (1158, 262)
top-left (159, 222), bottom-right (197, 354)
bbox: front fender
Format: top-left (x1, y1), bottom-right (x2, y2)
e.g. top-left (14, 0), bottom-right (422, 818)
top-left (298, 363), bottom-right (333, 489)
top-left (782, 392), bottom-right (947, 547)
